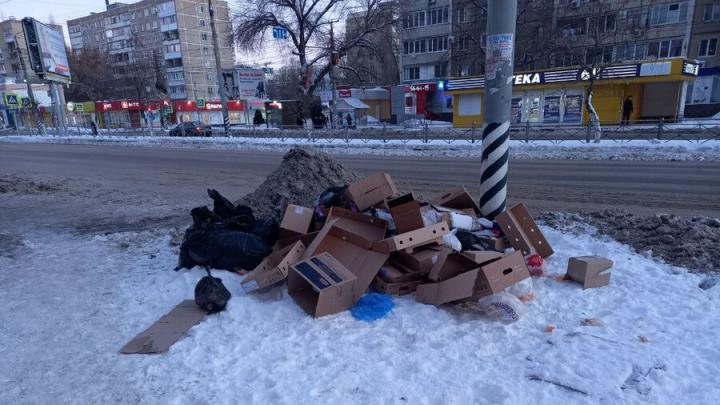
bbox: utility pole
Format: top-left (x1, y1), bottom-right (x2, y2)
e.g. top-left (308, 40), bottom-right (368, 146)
top-left (329, 22), bottom-right (338, 129)
top-left (208, 0), bottom-right (231, 134)
top-left (479, 0), bottom-right (517, 219)
top-left (14, 34), bottom-right (44, 134)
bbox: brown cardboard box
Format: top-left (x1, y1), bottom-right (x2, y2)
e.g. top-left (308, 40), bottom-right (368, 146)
top-left (378, 262), bottom-right (425, 283)
top-left (347, 172), bottom-right (399, 211)
top-left (288, 253), bottom-right (358, 317)
top-left (477, 236), bottom-right (511, 252)
top-left (387, 193), bottom-right (424, 234)
top-left (416, 251), bottom-right (530, 306)
top-left (241, 241), bottom-right (306, 292)
top-left (279, 204), bottom-right (314, 239)
top-left (427, 249), bottom-right (480, 281)
top-left (430, 186), bottom-right (481, 216)
top-left (121, 300), bottom-right (206, 354)
top-left (304, 219), bottom-right (389, 301)
top-left (496, 203), bottom-right (554, 258)
top-left (463, 250), bottom-right (505, 265)
top-left (326, 207), bottom-right (388, 242)
top-left (274, 231), bottom-right (319, 250)
top-left (390, 245), bottom-right (445, 274)
top-left (374, 221), bottom-right (450, 253)
top-left (373, 276), bottom-right (424, 295)
top-left (567, 256), bottom-right (613, 289)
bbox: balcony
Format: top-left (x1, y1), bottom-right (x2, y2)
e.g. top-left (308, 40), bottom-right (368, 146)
top-left (160, 22), bottom-right (178, 32)
top-left (164, 51), bottom-right (181, 60)
top-left (169, 91), bottom-right (187, 100)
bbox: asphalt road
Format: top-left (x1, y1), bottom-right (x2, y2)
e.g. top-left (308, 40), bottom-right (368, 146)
top-left (0, 143), bottom-right (718, 233)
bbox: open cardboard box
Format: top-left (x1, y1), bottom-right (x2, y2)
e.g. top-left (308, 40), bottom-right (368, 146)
top-left (326, 207), bottom-right (388, 241)
top-left (387, 193), bottom-right (424, 234)
top-left (426, 249), bottom-right (480, 282)
top-left (463, 250), bottom-right (505, 265)
top-left (496, 203), bottom-right (554, 258)
top-left (416, 251), bottom-right (530, 306)
top-left (288, 252), bottom-right (358, 317)
top-left (347, 172), bottom-right (398, 211)
top-left (241, 241), bottom-right (306, 293)
top-left (374, 221), bottom-right (450, 253)
top-left (390, 245), bottom-right (445, 275)
top-left (279, 204), bottom-right (314, 239)
top-left (304, 217), bottom-right (389, 301)
top-left (373, 276), bottom-right (423, 296)
top-left (476, 236), bottom-right (510, 252)
top-left (430, 186), bottom-right (481, 217)
top-left (378, 262), bottom-right (425, 283)
top-left (274, 231), bottom-right (319, 250)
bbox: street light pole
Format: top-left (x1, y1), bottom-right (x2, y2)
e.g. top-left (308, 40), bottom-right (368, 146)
top-left (479, 0), bottom-right (517, 219)
top-left (329, 22), bottom-right (338, 129)
top-left (208, 0), bottom-right (231, 134)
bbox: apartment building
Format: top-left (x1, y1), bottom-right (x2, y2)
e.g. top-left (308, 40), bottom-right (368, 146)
top-left (398, 0), bottom-right (453, 120)
top-left (344, 1), bottom-right (400, 87)
top-left (67, 0), bottom-right (234, 101)
top-left (0, 18), bottom-right (64, 84)
top-left (686, 0), bottom-right (720, 116)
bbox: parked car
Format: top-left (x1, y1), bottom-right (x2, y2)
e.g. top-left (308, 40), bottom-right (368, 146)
top-left (169, 121), bottom-right (212, 137)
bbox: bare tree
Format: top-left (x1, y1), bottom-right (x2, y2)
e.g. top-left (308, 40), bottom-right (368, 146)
top-left (65, 47), bottom-right (115, 101)
top-left (553, 1), bottom-right (627, 142)
top-left (233, 0), bottom-right (396, 116)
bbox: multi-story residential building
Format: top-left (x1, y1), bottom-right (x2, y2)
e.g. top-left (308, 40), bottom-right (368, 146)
top-left (344, 0), bottom-right (400, 87)
top-left (67, 0), bottom-right (234, 101)
top-left (398, 0), bottom-right (454, 120)
top-left (0, 18), bottom-right (64, 84)
top-left (686, 0), bottom-right (720, 116)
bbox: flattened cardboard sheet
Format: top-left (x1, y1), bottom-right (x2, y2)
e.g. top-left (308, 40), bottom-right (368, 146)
top-left (121, 300), bottom-right (206, 354)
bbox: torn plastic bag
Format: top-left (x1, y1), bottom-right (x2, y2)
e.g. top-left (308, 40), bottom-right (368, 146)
top-left (314, 186), bottom-right (353, 222)
top-left (195, 269), bottom-right (231, 313)
top-left (441, 229), bottom-right (463, 251)
top-left (478, 292), bottom-right (526, 323)
top-left (456, 229), bottom-right (486, 251)
top-left (177, 228), bottom-right (272, 272)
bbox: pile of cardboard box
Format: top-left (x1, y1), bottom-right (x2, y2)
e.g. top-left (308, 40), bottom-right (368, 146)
top-left (238, 171), bottom-right (614, 318)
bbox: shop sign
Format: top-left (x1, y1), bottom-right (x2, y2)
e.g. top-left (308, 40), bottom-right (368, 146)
top-left (682, 61), bottom-right (699, 76)
top-left (513, 73), bottom-right (541, 85)
top-left (409, 84), bottom-right (431, 92)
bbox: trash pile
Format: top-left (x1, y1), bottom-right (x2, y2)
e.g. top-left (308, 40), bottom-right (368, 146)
top-left (121, 148), bottom-right (615, 353)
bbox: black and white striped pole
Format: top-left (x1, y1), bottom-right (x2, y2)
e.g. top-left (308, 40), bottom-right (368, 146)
top-left (480, 0), bottom-right (517, 220)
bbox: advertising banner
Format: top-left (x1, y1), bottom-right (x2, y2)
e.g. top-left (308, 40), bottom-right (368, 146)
top-left (563, 95), bottom-right (583, 123)
top-left (543, 96), bottom-right (560, 123)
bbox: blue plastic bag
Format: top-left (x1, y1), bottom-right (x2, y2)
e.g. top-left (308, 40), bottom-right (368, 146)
top-left (350, 293), bottom-right (394, 322)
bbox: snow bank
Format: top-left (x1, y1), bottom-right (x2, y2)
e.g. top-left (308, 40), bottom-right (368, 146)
top-left (1, 227), bottom-right (718, 404)
top-left (2, 134), bottom-right (719, 161)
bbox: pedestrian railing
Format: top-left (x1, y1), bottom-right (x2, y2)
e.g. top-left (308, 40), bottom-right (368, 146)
top-left (1, 115), bottom-right (718, 144)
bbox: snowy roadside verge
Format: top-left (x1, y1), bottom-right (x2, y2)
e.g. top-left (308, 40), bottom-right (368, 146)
top-left (2, 134), bottom-right (719, 161)
top-left (1, 226), bottom-right (718, 404)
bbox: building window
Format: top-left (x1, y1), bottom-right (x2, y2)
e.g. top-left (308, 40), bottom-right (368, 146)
top-left (705, 2), bottom-right (720, 21)
top-left (557, 17), bottom-right (587, 37)
top-left (201, 33), bottom-right (208, 41)
top-left (699, 38), bottom-right (718, 57)
top-left (647, 39), bottom-right (683, 58)
top-left (199, 19), bottom-right (207, 27)
top-left (434, 62), bottom-right (448, 78)
top-left (404, 66), bottom-right (420, 80)
top-left (457, 7), bottom-right (469, 23)
top-left (166, 58), bottom-right (183, 68)
top-left (162, 15), bottom-right (176, 24)
top-left (144, 8), bottom-right (150, 17)
top-left (203, 47), bottom-right (210, 55)
top-left (458, 36), bottom-right (469, 51)
top-left (165, 43), bottom-right (181, 53)
top-left (587, 46), bottom-right (615, 64)
top-left (198, 4), bottom-right (205, 13)
top-left (650, 2), bottom-right (688, 26)
top-left (599, 14), bottom-right (616, 32)
top-left (208, 87), bottom-right (215, 96)
top-left (168, 72), bottom-right (184, 81)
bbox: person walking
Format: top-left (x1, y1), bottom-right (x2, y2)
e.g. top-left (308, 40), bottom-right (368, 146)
top-left (622, 96), bottom-right (633, 125)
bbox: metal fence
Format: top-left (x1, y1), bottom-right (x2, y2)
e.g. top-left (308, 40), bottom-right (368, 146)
top-left (1, 114), bottom-right (718, 144)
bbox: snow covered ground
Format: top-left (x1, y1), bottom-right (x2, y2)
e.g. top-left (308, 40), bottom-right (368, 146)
top-left (2, 225), bottom-right (718, 404)
top-left (1, 134), bottom-right (719, 161)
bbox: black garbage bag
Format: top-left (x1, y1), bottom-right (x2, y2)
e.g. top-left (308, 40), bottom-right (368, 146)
top-left (248, 218), bottom-right (279, 246)
top-left (456, 229), bottom-right (485, 251)
top-left (314, 186), bottom-right (352, 222)
top-left (194, 269), bottom-right (231, 313)
top-left (177, 228), bottom-right (272, 271)
top-left (190, 206), bottom-right (219, 228)
top-left (207, 189), bottom-right (237, 220)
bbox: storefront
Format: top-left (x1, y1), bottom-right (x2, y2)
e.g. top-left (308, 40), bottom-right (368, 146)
top-left (95, 100), bottom-right (162, 128)
top-left (447, 58), bottom-right (700, 128)
top-left (173, 100), bottom-right (248, 125)
top-left (65, 101), bottom-right (97, 127)
top-left (685, 66), bottom-right (720, 118)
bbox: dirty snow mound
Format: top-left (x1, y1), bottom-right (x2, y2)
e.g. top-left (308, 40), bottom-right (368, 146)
top-left (236, 147), bottom-right (360, 221)
top-left (539, 210), bottom-right (720, 273)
